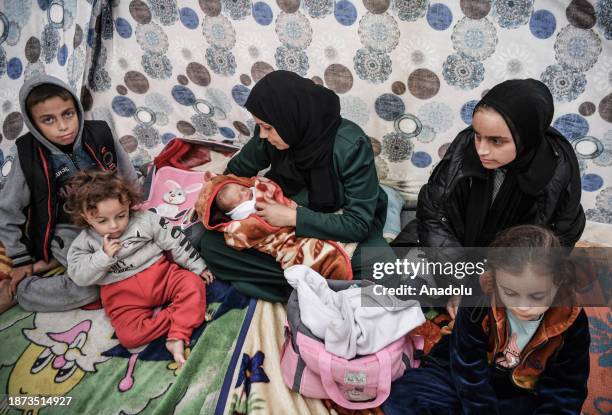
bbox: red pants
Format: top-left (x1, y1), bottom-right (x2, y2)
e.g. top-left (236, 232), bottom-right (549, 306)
top-left (100, 257), bottom-right (206, 349)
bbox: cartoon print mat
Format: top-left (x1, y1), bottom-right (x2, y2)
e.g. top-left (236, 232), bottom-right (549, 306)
top-left (0, 279), bottom-right (254, 415)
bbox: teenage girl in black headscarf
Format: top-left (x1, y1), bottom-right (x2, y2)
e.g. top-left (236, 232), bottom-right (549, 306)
top-left (197, 71), bottom-right (393, 302)
top-left (417, 79), bottom-right (585, 249)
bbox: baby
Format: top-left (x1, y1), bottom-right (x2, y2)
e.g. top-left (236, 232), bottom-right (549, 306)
top-left (215, 183), bottom-right (257, 220)
top-left (66, 170), bottom-right (212, 367)
top-left (197, 174), bottom-right (355, 281)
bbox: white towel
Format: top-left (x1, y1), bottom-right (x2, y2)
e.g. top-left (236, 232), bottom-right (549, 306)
top-left (284, 265), bottom-right (425, 359)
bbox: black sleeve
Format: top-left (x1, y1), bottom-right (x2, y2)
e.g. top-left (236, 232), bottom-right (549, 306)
top-left (534, 309), bottom-right (590, 414)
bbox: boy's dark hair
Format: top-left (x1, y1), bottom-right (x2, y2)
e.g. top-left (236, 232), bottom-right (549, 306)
top-left (26, 84), bottom-right (75, 113)
top-left (64, 170), bottom-right (141, 227)
top-left (487, 225), bottom-right (578, 296)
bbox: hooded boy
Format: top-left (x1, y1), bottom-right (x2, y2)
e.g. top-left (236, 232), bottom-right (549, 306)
top-left (0, 75), bottom-right (138, 313)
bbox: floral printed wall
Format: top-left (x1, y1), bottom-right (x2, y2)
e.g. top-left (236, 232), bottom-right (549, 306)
top-left (0, 0), bottom-right (611, 223)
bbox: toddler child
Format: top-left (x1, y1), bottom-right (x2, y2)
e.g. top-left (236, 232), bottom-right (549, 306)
top-left (66, 170), bottom-right (211, 367)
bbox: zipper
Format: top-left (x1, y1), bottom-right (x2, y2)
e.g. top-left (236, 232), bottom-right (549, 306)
top-left (511, 339), bottom-right (548, 388)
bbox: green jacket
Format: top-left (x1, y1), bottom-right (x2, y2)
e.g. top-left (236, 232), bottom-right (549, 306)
top-left (227, 119), bottom-right (387, 243)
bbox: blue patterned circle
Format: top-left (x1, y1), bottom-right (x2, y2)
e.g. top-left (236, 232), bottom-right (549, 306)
top-left (41, 24), bottom-right (60, 64)
top-left (442, 54), bottom-right (485, 90)
top-left (171, 85), bottom-right (196, 106)
top-left (427, 3), bottom-right (452, 31)
top-left (7, 57), bottom-right (22, 79)
top-left (0, 47), bottom-right (5, 78)
top-left (460, 100), bottom-right (479, 124)
top-left (231, 84), bottom-right (251, 106)
top-left (150, 0), bottom-right (179, 25)
top-left (203, 16), bottom-right (236, 49)
top-left (492, 0), bottom-right (533, 29)
top-left (393, 0), bottom-right (428, 22)
top-left (115, 17), bottom-right (132, 38)
top-left (582, 173), bottom-right (603, 191)
top-left (554, 25), bottom-right (602, 72)
top-left (162, 133), bottom-right (175, 144)
top-left (5, 1), bottom-right (32, 26)
top-left (205, 47), bottom-right (237, 76)
top-left (358, 12), bottom-right (400, 53)
top-left (353, 48), bottom-right (392, 84)
top-left (276, 12), bottom-right (312, 49)
top-left (112, 96), bottom-right (137, 117)
top-left (595, 0), bottom-right (612, 40)
top-left (303, 0), bottom-right (334, 19)
top-left (142, 51), bottom-right (173, 79)
top-left (275, 46), bottom-right (309, 76)
top-left (219, 127), bottom-right (236, 139)
top-left (335, 1), bottom-right (357, 26)
top-left (223, 0), bottom-right (252, 20)
top-left (529, 9), bottom-right (556, 39)
top-left (540, 64), bottom-right (586, 102)
top-left (191, 113), bottom-right (218, 136)
top-left (412, 151), bottom-right (432, 167)
top-left (180, 7), bottom-right (199, 29)
top-left (382, 132), bottom-right (414, 162)
top-left (57, 43), bottom-right (68, 66)
top-left (136, 22), bottom-right (169, 53)
top-left (375, 93), bottom-right (405, 121)
top-left (419, 102), bottom-right (453, 133)
top-left (451, 17), bottom-right (497, 60)
top-left (253, 2), bottom-right (273, 25)
top-left (553, 113), bottom-right (589, 140)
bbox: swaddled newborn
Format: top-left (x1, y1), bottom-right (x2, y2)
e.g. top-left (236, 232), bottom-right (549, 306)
top-left (215, 183), bottom-right (256, 220)
top-left (197, 173), bottom-right (357, 280)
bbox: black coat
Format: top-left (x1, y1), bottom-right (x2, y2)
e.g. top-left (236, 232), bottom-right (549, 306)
top-left (416, 127), bottom-right (585, 248)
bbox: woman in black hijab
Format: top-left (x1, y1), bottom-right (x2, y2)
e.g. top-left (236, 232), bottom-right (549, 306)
top-left (416, 79), bottom-right (585, 251)
top-left (198, 71), bottom-right (393, 302)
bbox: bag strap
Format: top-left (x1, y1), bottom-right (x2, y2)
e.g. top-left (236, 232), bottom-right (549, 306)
top-left (317, 348), bottom-right (393, 410)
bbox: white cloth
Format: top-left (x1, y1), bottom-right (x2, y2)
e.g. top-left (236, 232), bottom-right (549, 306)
top-left (226, 187), bottom-right (256, 220)
top-left (284, 265), bottom-right (425, 359)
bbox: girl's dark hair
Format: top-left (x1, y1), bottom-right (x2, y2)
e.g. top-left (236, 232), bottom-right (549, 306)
top-left (64, 170), bottom-right (141, 227)
top-left (487, 225), bottom-right (578, 296)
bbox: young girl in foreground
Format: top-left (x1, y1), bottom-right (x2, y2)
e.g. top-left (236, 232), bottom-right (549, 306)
top-left (383, 225), bottom-right (590, 414)
top-left (66, 171), bottom-right (211, 367)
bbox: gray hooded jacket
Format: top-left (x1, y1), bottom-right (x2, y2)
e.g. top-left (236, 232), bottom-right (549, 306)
top-left (0, 75), bottom-right (138, 267)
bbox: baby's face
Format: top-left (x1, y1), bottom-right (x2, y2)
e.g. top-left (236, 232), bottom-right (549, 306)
top-left (218, 183), bottom-right (252, 211)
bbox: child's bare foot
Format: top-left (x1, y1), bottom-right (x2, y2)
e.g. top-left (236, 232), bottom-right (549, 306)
top-left (166, 339), bottom-right (186, 368)
top-left (0, 278), bottom-right (17, 314)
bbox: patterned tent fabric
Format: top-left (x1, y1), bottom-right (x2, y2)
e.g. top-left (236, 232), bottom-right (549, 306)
top-left (0, 0), bottom-right (610, 221)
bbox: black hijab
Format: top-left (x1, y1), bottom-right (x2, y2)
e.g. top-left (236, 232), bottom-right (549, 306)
top-left (462, 79), bottom-right (558, 246)
top-left (244, 70), bottom-right (342, 212)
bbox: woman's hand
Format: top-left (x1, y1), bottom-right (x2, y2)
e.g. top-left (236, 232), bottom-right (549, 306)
top-left (255, 196), bottom-right (297, 227)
